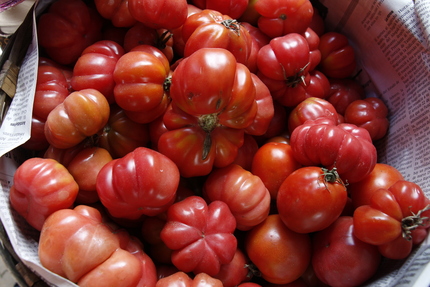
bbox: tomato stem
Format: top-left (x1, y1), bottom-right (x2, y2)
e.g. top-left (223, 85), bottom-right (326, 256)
top-left (221, 19), bottom-right (241, 35)
top-left (401, 204), bottom-right (430, 240)
top-left (198, 113), bottom-right (219, 160)
top-left (320, 167), bottom-right (347, 191)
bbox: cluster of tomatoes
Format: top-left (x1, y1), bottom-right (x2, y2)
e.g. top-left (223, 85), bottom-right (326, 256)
top-left (8, 0), bottom-right (430, 286)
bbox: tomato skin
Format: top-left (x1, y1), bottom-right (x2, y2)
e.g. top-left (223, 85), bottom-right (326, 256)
top-left (213, 248), bottom-right (252, 287)
top-left (94, 0), bottom-right (137, 27)
top-left (37, 0), bottom-right (103, 65)
top-left (245, 214), bottom-right (311, 284)
top-left (192, 0), bottom-right (249, 19)
top-left (344, 97), bottom-right (389, 141)
top-left (156, 271), bottom-right (223, 287)
top-left (232, 134), bottom-right (259, 171)
top-left (318, 32), bottom-right (357, 79)
top-left (326, 78), bottom-right (365, 116)
top-left (128, 0), bottom-right (188, 30)
top-left (9, 158), bottom-right (79, 231)
top-left (254, 0), bottom-right (314, 38)
top-left (96, 147), bottom-right (180, 219)
top-left (277, 166), bottom-right (348, 233)
top-left (251, 142), bottom-right (301, 199)
top-left (160, 196), bottom-right (237, 276)
top-left (312, 216), bottom-right (381, 287)
top-left (44, 88), bottom-right (110, 149)
top-left (203, 164), bottom-right (271, 231)
top-left (349, 163), bottom-right (404, 208)
top-left (290, 118), bottom-right (377, 183)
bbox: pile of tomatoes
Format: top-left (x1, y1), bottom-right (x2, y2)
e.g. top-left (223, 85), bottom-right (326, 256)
top-left (8, 0), bottom-right (430, 286)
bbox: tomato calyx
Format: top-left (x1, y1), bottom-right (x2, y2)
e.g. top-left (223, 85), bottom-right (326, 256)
top-left (221, 19), bottom-right (241, 35)
top-left (401, 204), bottom-right (430, 240)
top-left (244, 263), bottom-right (262, 278)
top-left (284, 62), bottom-right (310, 88)
top-left (163, 76), bottom-right (172, 92)
top-left (157, 30), bottom-right (173, 50)
top-left (320, 167), bottom-right (347, 191)
top-left (198, 113), bottom-right (219, 160)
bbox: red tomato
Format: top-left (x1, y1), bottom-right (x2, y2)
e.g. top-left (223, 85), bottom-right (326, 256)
top-left (98, 104), bottom-right (150, 159)
top-left (287, 97), bottom-right (338, 134)
top-left (312, 216), bottom-right (381, 286)
top-left (67, 147), bottom-right (113, 204)
top-left (71, 40), bottom-right (125, 104)
top-left (344, 97), bottom-right (390, 141)
top-left (171, 4), bottom-right (203, 57)
top-left (38, 205), bottom-right (157, 286)
top-left (277, 166), bottom-right (348, 233)
top-left (254, 0), bottom-right (314, 38)
top-left (251, 142), bottom-right (301, 199)
top-left (290, 117), bottom-right (377, 183)
top-left (238, 0), bottom-right (260, 26)
top-left (348, 163), bottom-right (404, 208)
top-left (191, 0), bottom-right (249, 19)
top-left (96, 147), bottom-right (180, 219)
top-left (44, 88), bottom-right (110, 149)
top-left (203, 164), bottom-right (271, 231)
top-left (232, 134), bottom-right (259, 171)
top-left (326, 78), bottom-right (365, 116)
top-left (37, 0), bottom-right (103, 65)
top-left (303, 27), bottom-right (321, 71)
top-left (318, 31), bottom-right (357, 79)
top-left (156, 271), bottom-right (223, 287)
top-left (128, 0), bottom-right (188, 30)
top-left (213, 248), bottom-right (253, 287)
top-left (160, 196), bottom-right (237, 276)
top-left (9, 158), bottom-right (79, 231)
top-left (94, 0), bottom-right (137, 27)
top-left (245, 214), bottom-right (312, 284)
top-left (113, 50), bottom-right (171, 123)
top-left (182, 9), bottom-right (253, 66)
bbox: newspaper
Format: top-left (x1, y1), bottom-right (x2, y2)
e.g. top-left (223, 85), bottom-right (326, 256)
top-left (0, 0), bottom-right (429, 286)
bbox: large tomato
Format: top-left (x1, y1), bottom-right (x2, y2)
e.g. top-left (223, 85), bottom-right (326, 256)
top-left (245, 214), bottom-right (312, 284)
top-left (44, 88), bottom-right (110, 149)
top-left (254, 0), bottom-right (314, 38)
top-left (38, 205), bottom-right (157, 286)
top-left (312, 216), bottom-right (381, 286)
top-left (94, 0), bottom-right (137, 27)
top-left (290, 117), bottom-right (377, 183)
top-left (9, 158), bottom-right (79, 231)
top-left (71, 40), bottom-right (125, 104)
top-left (160, 196), bottom-right (237, 276)
top-left (277, 166), bottom-right (348, 233)
top-left (203, 164), bottom-right (271, 231)
top-left (158, 48), bottom-right (260, 177)
top-left (37, 0), bottom-right (103, 65)
top-left (96, 147), bottom-right (180, 220)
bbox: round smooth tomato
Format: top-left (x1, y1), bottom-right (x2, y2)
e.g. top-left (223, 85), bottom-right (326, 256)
top-left (245, 214), bottom-right (312, 284)
top-left (277, 166), bottom-right (348, 233)
top-left (251, 142), bottom-right (301, 199)
top-left (312, 216), bottom-right (381, 287)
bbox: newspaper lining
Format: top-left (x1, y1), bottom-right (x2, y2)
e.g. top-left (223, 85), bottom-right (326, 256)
top-left (0, 0), bottom-right (429, 286)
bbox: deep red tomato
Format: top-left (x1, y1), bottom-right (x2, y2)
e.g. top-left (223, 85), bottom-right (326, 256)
top-left (156, 271), bottom-right (223, 287)
top-left (245, 214), bottom-right (312, 284)
top-left (66, 147), bottom-right (113, 204)
top-left (171, 4), bottom-right (203, 57)
top-left (312, 216), bottom-right (381, 286)
top-left (303, 27), bottom-right (321, 71)
top-left (213, 248), bottom-right (253, 287)
top-left (97, 104), bottom-right (150, 159)
top-left (287, 97), bottom-right (338, 134)
top-left (71, 40), bottom-right (125, 104)
top-left (191, 0), bottom-right (249, 19)
top-left (96, 147), bottom-right (180, 219)
top-left (38, 205), bottom-right (157, 286)
top-left (231, 134), bottom-right (259, 171)
top-left (277, 166), bottom-right (348, 233)
top-left (181, 9), bottom-right (253, 66)
top-left (348, 163), bottom-right (404, 208)
top-left (44, 88), bottom-right (110, 149)
top-left (290, 117), bottom-right (377, 183)
top-left (254, 0), bottom-right (314, 38)
top-left (37, 0), bottom-right (103, 65)
top-left (251, 142), bottom-right (301, 199)
top-left (203, 164), bottom-right (271, 231)
top-left (9, 158), bottom-right (79, 231)
top-left (344, 97), bottom-right (390, 141)
top-left (326, 78), bottom-right (365, 116)
top-left (238, 0), bottom-right (261, 26)
top-left (159, 48), bottom-right (260, 177)
top-left (160, 196), bottom-right (237, 276)
top-left (22, 64), bottom-right (70, 151)
top-left (113, 49), bottom-right (171, 124)
top-left (94, 0), bottom-right (137, 27)
top-left (318, 31), bottom-right (357, 79)
top-left (141, 217), bottom-right (173, 264)
top-left (128, 0), bottom-right (188, 30)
